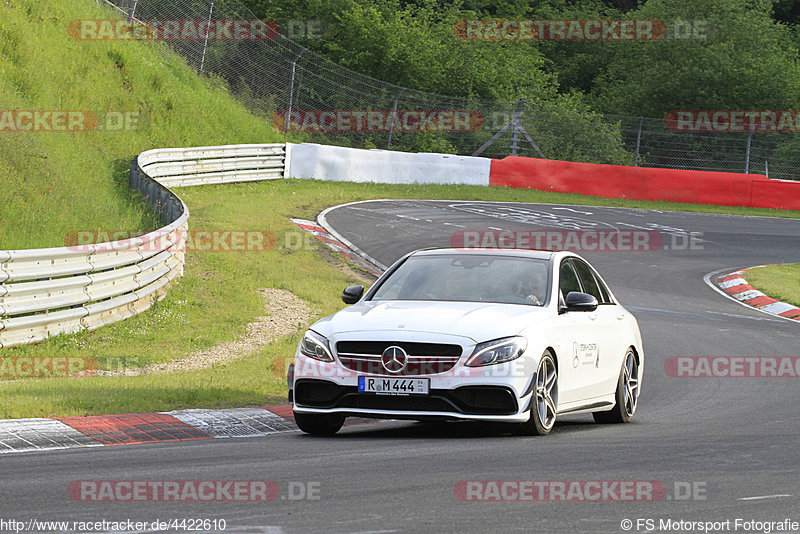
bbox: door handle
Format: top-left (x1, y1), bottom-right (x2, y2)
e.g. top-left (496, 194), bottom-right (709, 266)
top-left (617, 313), bottom-right (625, 320)
top-left (588, 314), bottom-right (598, 321)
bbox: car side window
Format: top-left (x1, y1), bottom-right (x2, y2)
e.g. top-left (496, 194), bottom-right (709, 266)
top-left (591, 269), bottom-right (613, 304)
top-left (573, 259), bottom-right (604, 303)
top-left (559, 260), bottom-right (582, 299)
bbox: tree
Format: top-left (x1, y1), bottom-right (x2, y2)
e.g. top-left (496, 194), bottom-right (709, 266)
top-left (589, 0), bottom-right (800, 116)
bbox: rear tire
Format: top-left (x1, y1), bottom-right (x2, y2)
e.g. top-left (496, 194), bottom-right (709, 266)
top-left (294, 411), bottom-right (345, 435)
top-left (593, 348), bottom-right (640, 424)
top-left (512, 351), bottom-right (558, 436)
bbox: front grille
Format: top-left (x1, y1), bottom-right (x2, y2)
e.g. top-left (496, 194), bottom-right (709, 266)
top-left (337, 341), bottom-right (462, 356)
top-left (336, 341), bottom-right (462, 376)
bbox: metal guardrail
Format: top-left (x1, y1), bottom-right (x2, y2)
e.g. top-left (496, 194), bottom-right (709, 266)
top-left (0, 143), bottom-right (286, 348)
top-left (139, 144), bottom-right (286, 187)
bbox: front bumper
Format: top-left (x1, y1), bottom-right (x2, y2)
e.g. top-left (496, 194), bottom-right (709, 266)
top-left (291, 353), bottom-right (537, 423)
top-left (294, 378), bottom-right (521, 420)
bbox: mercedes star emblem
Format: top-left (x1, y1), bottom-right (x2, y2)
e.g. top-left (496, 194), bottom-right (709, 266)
top-left (381, 345), bottom-right (408, 374)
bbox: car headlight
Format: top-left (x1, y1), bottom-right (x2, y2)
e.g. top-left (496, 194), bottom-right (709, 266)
top-left (466, 336), bottom-right (527, 367)
top-left (300, 330), bottom-right (334, 362)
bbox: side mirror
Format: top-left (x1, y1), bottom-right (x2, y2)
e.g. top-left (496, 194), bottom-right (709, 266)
top-left (341, 285), bottom-right (364, 304)
top-left (563, 291), bottom-right (598, 312)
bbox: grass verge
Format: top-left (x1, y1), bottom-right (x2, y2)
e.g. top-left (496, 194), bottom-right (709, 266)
top-left (745, 263), bottom-right (800, 308)
top-left (2, 179), bottom-right (800, 418)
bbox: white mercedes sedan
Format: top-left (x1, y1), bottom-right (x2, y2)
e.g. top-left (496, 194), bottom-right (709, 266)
top-left (289, 248), bottom-right (643, 436)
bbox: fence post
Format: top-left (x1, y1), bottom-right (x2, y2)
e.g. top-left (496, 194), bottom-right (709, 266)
top-left (386, 89), bottom-right (405, 150)
top-left (634, 117), bottom-right (643, 167)
top-left (199, 0), bottom-right (215, 74)
top-left (285, 48), bottom-right (306, 131)
top-left (745, 129), bottom-right (754, 174)
top-left (509, 99), bottom-right (525, 157)
top-left (473, 100), bottom-right (543, 158)
top-left (128, 0), bottom-right (138, 22)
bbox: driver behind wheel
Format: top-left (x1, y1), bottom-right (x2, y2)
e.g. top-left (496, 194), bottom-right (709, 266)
top-left (514, 270), bottom-right (546, 305)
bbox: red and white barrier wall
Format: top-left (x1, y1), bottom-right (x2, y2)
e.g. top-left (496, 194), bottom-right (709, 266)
top-left (489, 157), bottom-right (800, 210)
top-left (285, 143), bottom-right (490, 186)
top-left (285, 143), bottom-right (800, 210)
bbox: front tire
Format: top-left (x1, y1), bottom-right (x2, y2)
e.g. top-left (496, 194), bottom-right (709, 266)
top-left (294, 411), bottom-right (345, 435)
top-left (513, 351), bottom-right (558, 436)
top-left (593, 348), bottom-right (640, 424)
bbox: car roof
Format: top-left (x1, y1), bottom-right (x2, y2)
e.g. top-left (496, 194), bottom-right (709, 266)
top-left (410, 248), bottom-right (559, 260)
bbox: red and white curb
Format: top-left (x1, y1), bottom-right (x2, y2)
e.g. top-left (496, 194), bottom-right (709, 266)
top-left (0, 405), bottom-right (373, 454)
top-left (716, 268), bottom-right (800, 321)
top-left (290, 218), bottom-right (384, 277)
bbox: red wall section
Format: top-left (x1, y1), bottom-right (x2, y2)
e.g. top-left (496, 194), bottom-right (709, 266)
top-left (489, 156), bottom-right (799, 210)
top-left (750, 180), bottom-right (800, 211)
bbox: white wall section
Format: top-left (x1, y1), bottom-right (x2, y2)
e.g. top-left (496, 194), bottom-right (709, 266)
top-left (286, 143), bottom-right (491, 186)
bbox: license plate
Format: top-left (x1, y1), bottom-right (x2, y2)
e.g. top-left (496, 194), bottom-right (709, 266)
top-left (358, 376), bottom-right (429, 396)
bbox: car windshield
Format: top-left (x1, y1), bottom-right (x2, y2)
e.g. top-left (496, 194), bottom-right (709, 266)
top-left (370, 254), bottom-right (549, 306)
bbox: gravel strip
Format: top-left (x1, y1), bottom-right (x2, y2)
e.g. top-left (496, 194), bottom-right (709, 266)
top-left (97, 288), bottom-right (313, 376)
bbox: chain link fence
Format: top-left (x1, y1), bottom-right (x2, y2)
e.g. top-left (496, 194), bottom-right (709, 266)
top-left (95, 0), bottom-right (800, 180)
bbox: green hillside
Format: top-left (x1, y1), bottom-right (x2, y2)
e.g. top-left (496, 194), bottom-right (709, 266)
top-left (0, 0), bottom-right (282, 249)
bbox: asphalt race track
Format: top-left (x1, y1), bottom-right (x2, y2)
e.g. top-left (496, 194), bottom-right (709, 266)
top-left (2, 200), bottom-right (799, 534)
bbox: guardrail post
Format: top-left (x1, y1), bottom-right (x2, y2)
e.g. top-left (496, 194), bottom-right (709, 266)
top-left (130, 157), bottom-right (142, 192)
top-left (159, 188), bottom-right (169, 222)
top-left (146, 180), bottom-right (156, 204)
top-left (174, 199), bottom-right (183, 222)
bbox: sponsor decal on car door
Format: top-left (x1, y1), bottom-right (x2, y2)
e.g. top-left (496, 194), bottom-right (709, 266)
top-left (554, 259), bottom-right (601, 405)
top-left (572, 259), bottom-right (622, 397)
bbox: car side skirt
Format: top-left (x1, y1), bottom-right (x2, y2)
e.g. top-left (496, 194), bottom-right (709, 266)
top-left (556, 396), bottom-right (616, 416)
